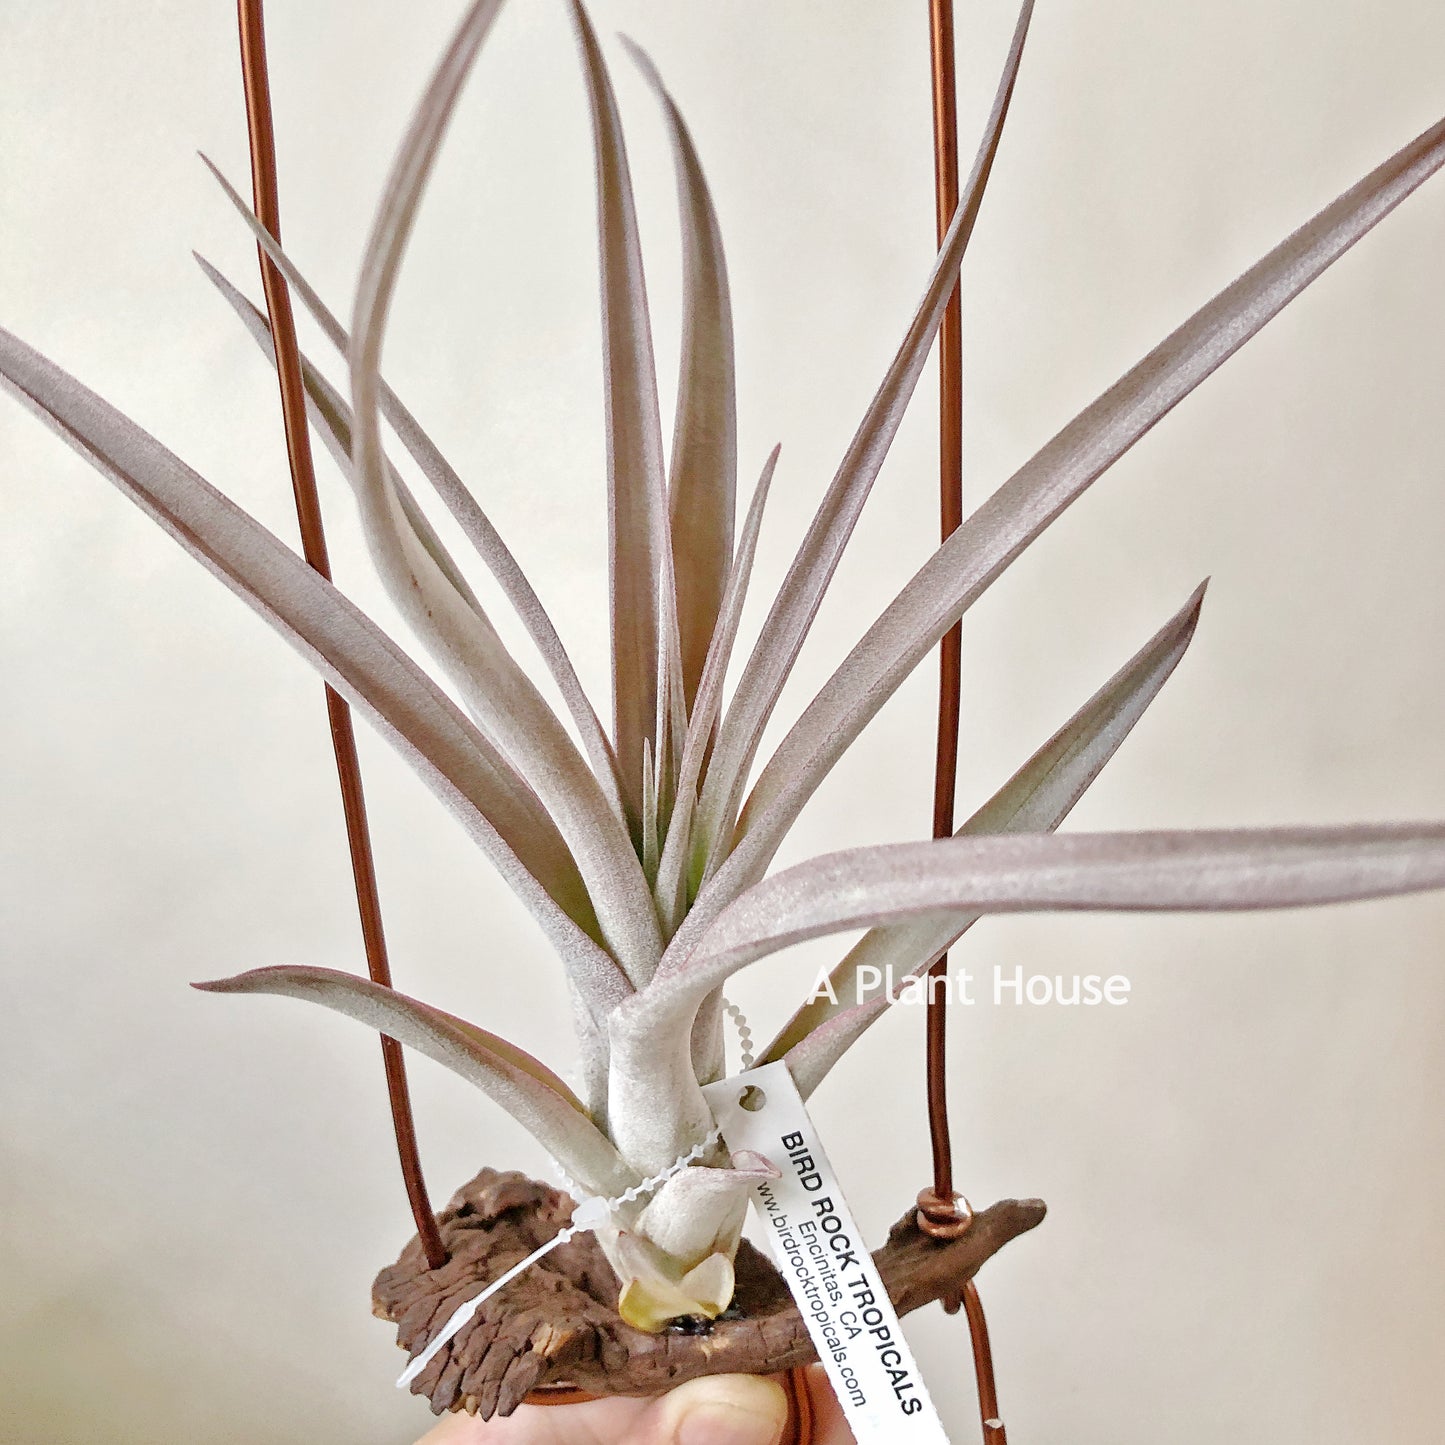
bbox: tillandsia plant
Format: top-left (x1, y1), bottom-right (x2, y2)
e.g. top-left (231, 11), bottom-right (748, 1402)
top-left (6, 0), bottom-right (1445, 1427)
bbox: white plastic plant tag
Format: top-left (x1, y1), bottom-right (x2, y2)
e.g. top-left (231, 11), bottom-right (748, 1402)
top-left (703, 1061), bottom-right (951, 1445)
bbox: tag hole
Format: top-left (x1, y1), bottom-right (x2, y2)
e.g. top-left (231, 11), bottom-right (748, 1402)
top-left (739, 1085), bottom-right (767, 1112)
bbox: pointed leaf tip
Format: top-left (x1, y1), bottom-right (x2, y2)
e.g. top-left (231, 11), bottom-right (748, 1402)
top-left (764, 582), bottom-right (1208, 1082)
top-left (190, 964), bottom-right (636, 1195)
top-left (0, 322), bottom-right (623, 982)
top-left (719, 105), bottom-right (1445, 924)
top-left (344, 0), bottom-right (662, 981)
top-left (622, 30), bottom-right (739, 714)
top-left (689, 0), bottom-right (1036, 891)
top-left (569, 0), bottom-right (675, 828)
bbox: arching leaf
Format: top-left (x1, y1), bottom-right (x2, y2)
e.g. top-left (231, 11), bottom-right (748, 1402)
top-left (346, 0), bottom-right (662, 981)
top-left (681, 104), bottom-right (1445, 955)
top-left (768, 582), bottom-right (1205, 1086)
top-left (690, 0), bottom-right (1036, 885)
top-left (622, 37), bottom-right (738, 714)
top-left (0, 325), bottom-right (637, 1015)
top-left (199, 164), bottom-right (627, 824)
top-left (194, 965), bottom-right (636, 1197)
top-left (569, 0), bottom-right (677, 832)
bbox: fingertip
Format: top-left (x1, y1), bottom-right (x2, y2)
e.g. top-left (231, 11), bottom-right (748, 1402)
top-left (657, 1373), bottom-right (789, 1445)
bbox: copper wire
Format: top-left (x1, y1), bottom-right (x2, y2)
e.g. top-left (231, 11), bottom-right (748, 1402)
top-left (925, 0), bottom-right (966, 1207)
top-left (781, 1365), bottom-right (817, 1445)
top-left (922, 2), bottom-right (1011, 1440)
top-left (963, 1279), bottom-right (1008, 1443)
top-left (235, 0), bottom-right (446, 1271)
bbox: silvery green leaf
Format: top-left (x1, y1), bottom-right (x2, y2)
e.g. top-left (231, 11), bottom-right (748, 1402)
top-left (621, 36), bottom-right (738, 714)
top-left (569, 0), bottom-right (677, 828)
top-left (768, 582), bottom-right (1205, 1089)
top-left (779, 1009), bottom-right (881, 1111)
top-left (689, 0), bottom-right (1036, 886)
top-left (655, 447), bottom-right (779, 934)
top-left (190, 211), bottom-right (626, 824)
top-left (194, 966), bottom-right (637, 1198)
top-left (566, 980), bottom-right (612, 1126)
top-left (624, 823), bottom-right (1445, 1165)
top-left (633, 1152), bottom-right (780, 1267)
top-left (196, 256), bottom-right (481, 610)
top-left (641, 737), bottom-right (660, 884)
top-left (348, 0), bottom-right (662, 981)
top-left (607, 1000), bottom-right (721, 1178)
top-left (200, 264), bottom-right (633, 1060)
top-left (684, 825), bottom-right (1445, 996)
top-left (684, 104), bottom-right (1445, 953)
top-left (689, 987), bottom-right (727, 1089)
top-left (0, 324), bottom-right (633, 1016)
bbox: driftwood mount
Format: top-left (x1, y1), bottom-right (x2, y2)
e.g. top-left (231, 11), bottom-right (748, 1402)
top-left (373, 1167), bottom-right (1046, 1419)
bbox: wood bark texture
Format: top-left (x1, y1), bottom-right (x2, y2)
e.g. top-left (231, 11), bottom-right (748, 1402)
top-left (373, 1167), bottom-right (1046, 1418)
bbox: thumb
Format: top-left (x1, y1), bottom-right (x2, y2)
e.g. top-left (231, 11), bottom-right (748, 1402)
top-left (645, 1373), bottom-right (789, 1445)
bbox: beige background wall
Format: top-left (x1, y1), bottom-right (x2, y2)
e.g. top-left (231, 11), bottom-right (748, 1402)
top-left (4, 2), bottom-right (1444, 1441)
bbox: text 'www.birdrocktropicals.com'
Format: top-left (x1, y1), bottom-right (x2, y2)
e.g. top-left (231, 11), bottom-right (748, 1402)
top-left (755, 1140), bottom-right (929, 1418)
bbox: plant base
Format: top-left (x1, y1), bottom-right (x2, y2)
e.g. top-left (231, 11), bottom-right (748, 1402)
top-left (373, 1167), bottom-right (1046, 1418)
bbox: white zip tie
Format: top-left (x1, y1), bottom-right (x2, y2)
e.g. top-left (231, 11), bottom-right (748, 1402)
top-left (395, 1192), bottom-right (610, 1388)
top-left (722, 995), bottom-right (755, 1069)
top-left (397, 1128), bottom-right (721, 1389)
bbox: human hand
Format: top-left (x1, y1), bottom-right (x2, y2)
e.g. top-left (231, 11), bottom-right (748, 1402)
top-left (413, 1367), bottom-right (854, 1445)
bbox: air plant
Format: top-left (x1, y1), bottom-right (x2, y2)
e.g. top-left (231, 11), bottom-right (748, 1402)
top-left (6, 0), bottom-right (1445, 1425)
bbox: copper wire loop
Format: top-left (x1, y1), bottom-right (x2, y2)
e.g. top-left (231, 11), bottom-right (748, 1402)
top-left (915, 1186), bottom-right (975, 1241)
